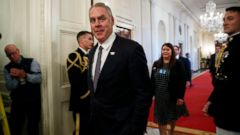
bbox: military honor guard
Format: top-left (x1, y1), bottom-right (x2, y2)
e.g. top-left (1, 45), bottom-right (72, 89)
top-left (66, 31), bottom-right (93, 135)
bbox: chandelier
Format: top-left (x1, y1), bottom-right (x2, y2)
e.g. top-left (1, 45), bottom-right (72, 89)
top-left (214, 32), bottom-right (228, 43)
top-left (200, 0), bottom-right (224, 33)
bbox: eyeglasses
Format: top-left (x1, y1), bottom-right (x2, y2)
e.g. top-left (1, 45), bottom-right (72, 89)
top-left (6, 50), bottom-right (18, 57)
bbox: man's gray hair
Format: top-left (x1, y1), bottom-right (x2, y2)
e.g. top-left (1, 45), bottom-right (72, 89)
top-left (89, 2), bottom-right (113, 17)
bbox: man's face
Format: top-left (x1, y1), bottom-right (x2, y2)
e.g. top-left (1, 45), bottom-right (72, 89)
top-left (174, 47), bottom-right (180, 56)
top-left (215, 46), bottom-right (221, 53)
top-left (79, 33), bottom-right (93, 51)
top-left (89, 7), bottom-right (114, 43)
top-left (223, 11), bottom-right (240, 35)
top-left (5, 46), bottom-right (21, 63)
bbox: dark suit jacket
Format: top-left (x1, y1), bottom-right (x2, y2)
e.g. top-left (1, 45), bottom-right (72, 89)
top-left (179, 56), bottom-right (191, 82)
top-left (88, 35), bottom-right (153, 135)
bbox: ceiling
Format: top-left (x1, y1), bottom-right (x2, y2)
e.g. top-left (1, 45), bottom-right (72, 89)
top-left (179, 0), bottom-right (240, 21)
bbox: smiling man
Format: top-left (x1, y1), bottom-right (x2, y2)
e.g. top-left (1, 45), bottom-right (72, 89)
top-left (87, 2), bottom-right (153, 135)
top-left (203, 6), bottom-right (240, 135)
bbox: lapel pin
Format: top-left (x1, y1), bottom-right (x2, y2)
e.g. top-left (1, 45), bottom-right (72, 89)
top-left (110, 52), bottom-right (115, 55)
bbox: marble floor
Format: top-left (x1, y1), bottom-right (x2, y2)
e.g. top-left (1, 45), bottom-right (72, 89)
top-left (145, 126), bottom-right (215, 135)
top-left (145, 127), bottom-right (188, 135)
top-left (145, 121), bottom-right (216, 135)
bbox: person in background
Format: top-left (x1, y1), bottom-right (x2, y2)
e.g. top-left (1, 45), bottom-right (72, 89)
top-left (3, 44), bottom-right (42, 135)
top-left (209, 42), bottom-right (222, 85)
top-left (185, 52), bottom-right (190, 59)
top-left (88, 2), bottom-right (153, 135)
top-left (205, 56), bottom-right (211, 69)
top-left (202, 6), bottom-right (240, 135)
top-left (151, 43), bottom-right (189, 135)
top-left (66, 31), bottom-right (93, 135)
top-left (173, 45), bottom-right (192, 88)
top-left (185, 52), bottom-right (193, 87)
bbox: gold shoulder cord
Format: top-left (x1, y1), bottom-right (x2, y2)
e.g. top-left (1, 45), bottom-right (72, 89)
top-left (80, 90), bottom-right (90, 99)
top-left (215, 45), bottom-right (226, 73)
top-left (75, 113), bottom-right (80, 135)
top-left (0, 93), bottom-right (10, 135)
top-left (67, 52), bottom-right (89, 73)
top-left (66, 52), bottom-right (89, 134)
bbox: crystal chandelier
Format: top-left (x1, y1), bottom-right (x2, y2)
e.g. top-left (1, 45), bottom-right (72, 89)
top-left (200, 0), bottom-right (224, 33)
top-left (214, 32), bottom-right (228, 43)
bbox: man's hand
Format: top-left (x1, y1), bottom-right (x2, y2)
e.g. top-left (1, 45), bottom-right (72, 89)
top-left (10, 68), bottom-right (26, 78)
top-left (176, 98), bottom-right (184, 105)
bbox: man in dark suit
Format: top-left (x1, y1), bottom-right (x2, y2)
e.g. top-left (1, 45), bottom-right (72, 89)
top-left (88, 2), bottom-right (153, 135)
top-left (209, 43), bottom-right (222, 85)
top-left (173, 45), bottom-right (192, 87)
top-left (203, 6), bottom-right (240, 135)
top-left (66, 31), bottom-right (93, 135)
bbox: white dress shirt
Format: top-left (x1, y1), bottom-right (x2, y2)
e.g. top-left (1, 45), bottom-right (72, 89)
top-left (78, 46), bottom-right (88, 55)
top-left (92, 33), bottom-right (116, 79)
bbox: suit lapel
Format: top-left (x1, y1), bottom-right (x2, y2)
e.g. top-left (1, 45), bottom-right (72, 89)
top-left (88, 45), bottom-right (98, 86)
top-left (98, 36), bottom-right (121, 83)
top-left (90, 35), bottom-right (122, 92)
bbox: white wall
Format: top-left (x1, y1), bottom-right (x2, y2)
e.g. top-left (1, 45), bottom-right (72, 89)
top-left (150, 0), bottom-right (207, 71)
top-left (94, 0), bottom-right (152, 70)
top-left (151, 0), bottom-right (170, 63)
top-left (201, 32), bottom-right (215, 58)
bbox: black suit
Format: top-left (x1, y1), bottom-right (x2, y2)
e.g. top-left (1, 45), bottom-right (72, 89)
top-left (178, 56), bottom-right (191, 83)
top-left (88, 35), bottom-right (153, 135)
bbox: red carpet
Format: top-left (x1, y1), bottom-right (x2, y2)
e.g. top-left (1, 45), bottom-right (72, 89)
top-left (148, 70), bottom-right (216, 132)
